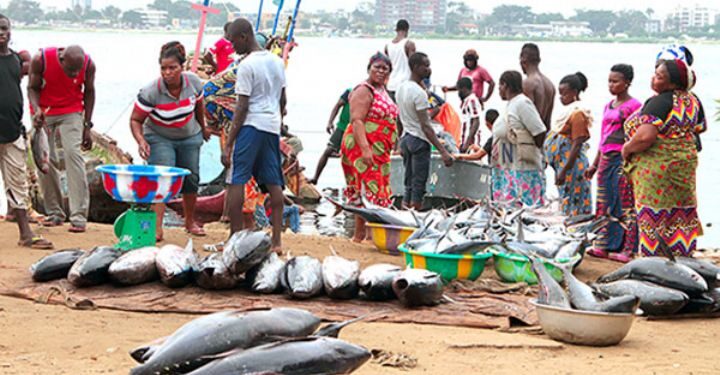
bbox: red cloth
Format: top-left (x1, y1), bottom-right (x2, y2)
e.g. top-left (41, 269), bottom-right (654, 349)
top-left (341, 83), bottom-right (399, 207)
top-left (38, 47), bottom-right (88, 116)
top-left (457, 66), bottom-right (492, 100)
top-left (211, 38), bottom-right (234, 73)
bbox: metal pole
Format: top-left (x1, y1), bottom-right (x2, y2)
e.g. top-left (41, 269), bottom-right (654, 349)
top-left (255, 0), bottom-right (264, 32)
top-left (287, 0), bottom-right (301, 42)
top-left (271, 0), bottom-right (285, 36)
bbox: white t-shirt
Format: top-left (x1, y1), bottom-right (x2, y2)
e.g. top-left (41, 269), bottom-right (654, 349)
top-left (386, 38), bottom-right (411, 92)
top-left (396, 80), bottom-right (430, 143)
top-left (235, 50), bottom-right (286, 135)
top-left (461, 93), bottom-right (482, 146)
top-left (492, 94), bottom-right (546, 171)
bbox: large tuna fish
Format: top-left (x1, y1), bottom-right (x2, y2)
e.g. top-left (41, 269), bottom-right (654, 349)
top-left (185, 337), bottom-right (371, 375)
top-left (530, 257), bottom-right (570, 309)
top-left (284, 256), bottom-right (324, 299)
top-left (594, 280), bottom-right (689, 316)
top-left (223, 230), bottom-right (272, 275)
top-left (597, 257), bottom-right (708, 296)
top-left (67, 246), bottom-right (122, 287)
top-left (129, 308), bottom-right (322, 375)
top-left (194, 253), bottom-right (237, 290)
top-left (358, 264), bottom-right (402, 301)
top-left (322, 255), bottom-right (360, 299)
top-left (30, 249), bottom-right (85, 282)
top-left (326, 196), bottom-right (419, 227)
top-left (562, 265), bottom-right (639, 313)
top-left (31, 127), bottom-right (50, 174)
top-left (156, 240), bottom-right (198, 288)
top-left (108, 246), bottom-right (159, 286)
top-left (246, 252), bottom-right (286, 294)
top-left (392, 268), bottom-right (443, 307)
top-left (676, 257), bottom-right (720, 288)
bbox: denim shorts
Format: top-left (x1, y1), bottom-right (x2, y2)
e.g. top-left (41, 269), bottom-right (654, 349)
top-left (146, 131), bottom-right (202, 194)
top-left (228, 125), bottom-right (284, 191)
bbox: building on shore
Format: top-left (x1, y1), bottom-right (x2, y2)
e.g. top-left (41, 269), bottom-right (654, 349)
top-left (375, 0), bottom-right (447, 33)
top-left (135, 9), bottom-right (169, 27)
top-left (669, 5), bottom-right (715, 32)
top-left (645, 19), bottom-right (662, 34)
top-left (549, 21), bottom-right (592, 37)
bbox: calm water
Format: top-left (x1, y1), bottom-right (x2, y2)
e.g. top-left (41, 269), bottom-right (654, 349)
top-left (6, 31), bottom-right (719, 246)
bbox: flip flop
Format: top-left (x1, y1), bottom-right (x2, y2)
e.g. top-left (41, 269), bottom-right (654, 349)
top-left (40, 216), bottom-right (64, 227)
top-left (185, 225), bottom-right (206, 237)
top-left (587, 248), bottom-right (609, 259)
top-left (608, 252), bottom-right (633, 263)
top-left (68, 225), bottom-right (86, 233)
top-left (19, 236), bottom-right (54, 250)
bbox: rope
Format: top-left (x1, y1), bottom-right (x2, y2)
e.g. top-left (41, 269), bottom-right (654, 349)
top-left (101, 97), bottom-right (135, 135)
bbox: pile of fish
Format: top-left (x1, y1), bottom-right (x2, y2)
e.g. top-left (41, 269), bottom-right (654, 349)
top-left (532, 235), bottom-right (720, 316)
top-left (129, 307), bottom-right (371, 375)
top-left (388, 201), bottom-right (602, 262)
top-left (532, 254), bottom-right (640, 314)
top-left (593, 244), bottom-right (720, 316)
top-left (29, 230), bottom-right (445, 307)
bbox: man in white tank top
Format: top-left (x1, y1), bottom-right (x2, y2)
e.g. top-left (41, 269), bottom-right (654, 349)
top-left (384, 19), bottom-right (415, 101)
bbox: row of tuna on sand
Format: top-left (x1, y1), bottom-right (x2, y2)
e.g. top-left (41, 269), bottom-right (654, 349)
top-left (533, 240), bottom-right (720, 315)
top-left (29, 230), bottom-right (445, 307)
top-left (129, 307), bottom-right (371, 375)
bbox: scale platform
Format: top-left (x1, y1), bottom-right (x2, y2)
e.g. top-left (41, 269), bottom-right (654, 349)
top-left (96, 164), bottom-right (190, 250)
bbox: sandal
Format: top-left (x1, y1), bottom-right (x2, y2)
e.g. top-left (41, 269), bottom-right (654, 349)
top-left (608, 252), bottom-right (633, 263)
top-left (185, 225), bottom-right (206, 237)
top-left (19, 236), bottom-right (54, 250)
top-left (68, 225), bottom-right (86, 233)
top-left (587, 248), bottom-right (609, 259)
top-left (40, 216), bottom-right (64, 227)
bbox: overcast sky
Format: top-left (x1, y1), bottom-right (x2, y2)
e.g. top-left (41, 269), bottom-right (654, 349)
top-left (1, 0), bottom-right (718, 18)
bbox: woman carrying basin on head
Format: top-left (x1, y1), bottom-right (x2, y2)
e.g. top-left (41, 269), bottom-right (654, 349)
top-left (622, 57), bottom-right (706, 257)
top-left (585, 64), bottom-right (641, 263)
top-left (130, 41), bottom-right (210, 241)
top-left (490, 70), bottom-right (546, 207)
top-left (341, 52), bottom-right (399, 243)
top-left (544, 72), bottom-right (593, 217)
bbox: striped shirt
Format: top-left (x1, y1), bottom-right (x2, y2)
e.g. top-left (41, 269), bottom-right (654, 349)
top-left (135, 72), bottom-right (205, 140)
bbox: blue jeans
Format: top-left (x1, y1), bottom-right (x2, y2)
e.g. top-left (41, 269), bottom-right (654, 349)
top-left (146, 131), bottom-right (202, 194)
top-left (400, 134), bottom-right (431, 206)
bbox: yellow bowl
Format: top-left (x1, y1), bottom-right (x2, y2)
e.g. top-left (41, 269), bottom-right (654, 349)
top-left (366, 223), bottom-right (416, 255)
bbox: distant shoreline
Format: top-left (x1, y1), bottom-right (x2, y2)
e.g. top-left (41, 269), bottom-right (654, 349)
top-left (15, 26), bottom-right (720, 44)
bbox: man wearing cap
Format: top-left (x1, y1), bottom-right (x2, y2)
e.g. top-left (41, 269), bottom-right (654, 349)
top-left (443, 49), bottom-right (494, 108)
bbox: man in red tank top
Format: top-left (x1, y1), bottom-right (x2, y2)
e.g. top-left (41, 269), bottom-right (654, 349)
top-left (27, 45), bottom-right (96, 233)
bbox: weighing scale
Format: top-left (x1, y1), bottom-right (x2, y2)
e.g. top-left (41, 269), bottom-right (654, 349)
top-left (96, 164), bottom-right (191, 251)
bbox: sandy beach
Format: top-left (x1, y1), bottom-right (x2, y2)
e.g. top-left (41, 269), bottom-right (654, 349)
top-left (0, 221), bottom-right (719, 374)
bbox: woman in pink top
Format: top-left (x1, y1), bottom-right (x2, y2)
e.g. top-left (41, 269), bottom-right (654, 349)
top-left (442, 49), bottom-right (495, 107)
top-left (585, 64), bottom-right (641, 263)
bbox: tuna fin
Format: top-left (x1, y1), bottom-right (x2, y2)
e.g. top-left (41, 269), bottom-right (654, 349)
top-left (655, 232), bottom-right (676, 262)
top-left (516, 220), bottom-right (525, 242)
top-left (324, 195), bottom-right (346, 217)
top-left (313, 315), bottom-right (368, 338)
top-left (329, 246), bottom-right (338, 257)
top-left (129, 335), bottom-right (166, 364)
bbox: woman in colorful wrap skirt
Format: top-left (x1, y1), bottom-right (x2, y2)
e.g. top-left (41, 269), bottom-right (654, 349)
top-left (622, 58), bottom-right (706, 257)
top-left (585, 64), bottom-right (641, 263)
top-left (544, 72), bottom-right (593, 217)
top-left (341, 53), bottom-right (399, 242)
top-left (490, 71), bottom-right (547, 207)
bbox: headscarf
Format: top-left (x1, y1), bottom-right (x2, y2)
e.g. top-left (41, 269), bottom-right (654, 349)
top-left (368, 52), bottom-right (392, 72)
top-left (656, 44), bottom-right (694, 66)
top-left (662, 59), bottom-right (696, 91)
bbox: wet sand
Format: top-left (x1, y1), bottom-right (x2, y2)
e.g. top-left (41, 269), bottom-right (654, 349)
top-left (0, 221), bottom-right (719, 374)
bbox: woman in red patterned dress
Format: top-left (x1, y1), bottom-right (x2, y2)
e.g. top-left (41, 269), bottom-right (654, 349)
top-left (341, 53), bottom-right (399, 242)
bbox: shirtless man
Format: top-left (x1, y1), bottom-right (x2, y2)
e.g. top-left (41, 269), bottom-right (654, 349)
top-left (519, 43), bottom-right (555, 130)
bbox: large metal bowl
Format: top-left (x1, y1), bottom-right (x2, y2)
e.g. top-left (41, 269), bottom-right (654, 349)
top-left (530, 299), bottom-right (636, 347)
